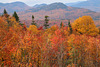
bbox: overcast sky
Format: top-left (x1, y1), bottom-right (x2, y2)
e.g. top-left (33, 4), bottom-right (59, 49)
top-left (0, 0), bottom-right (87, 6)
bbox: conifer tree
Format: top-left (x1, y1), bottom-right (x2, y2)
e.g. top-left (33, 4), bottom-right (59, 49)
top-left (3, 9), bottom-right (7, 14)
top-left (60, 22), bottom-right (64, 28)
top-left (3, 9), bottom-right (9, 18)
top-left (68, 19), bottom-right (72, 34)
top-left (13, 11), bottom-right (19, 22)
top-left (60, 22), bottom-right (63, 28)
top-left (31, 15), bottom-right (36, 26)
top-left (44, 15), bottom-right (49, 29)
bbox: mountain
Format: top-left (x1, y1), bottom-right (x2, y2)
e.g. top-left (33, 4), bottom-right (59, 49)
top-left (66, 0), bottom-right (100, 12)
top-left (0, 1), bottom-right (31, 13)
top-left (65, 1), bottom-right (82, 6)
top-left (34, 4), bottom-right (47, 8)
top-left (24, 2), bottom-right (68, 13)
top-left (18, 2), bottom-right (100, 21)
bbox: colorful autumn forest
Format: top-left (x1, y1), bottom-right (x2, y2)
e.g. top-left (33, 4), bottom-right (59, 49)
top-left (0, 10), bottom-right (100, 67)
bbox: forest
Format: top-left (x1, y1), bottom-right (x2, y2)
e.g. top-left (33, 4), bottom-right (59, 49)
top-left (0, 9), bottom-right (100, 67)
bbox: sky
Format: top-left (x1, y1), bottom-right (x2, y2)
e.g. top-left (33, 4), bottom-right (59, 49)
top-left (0, 0), bottom-right (87, 6)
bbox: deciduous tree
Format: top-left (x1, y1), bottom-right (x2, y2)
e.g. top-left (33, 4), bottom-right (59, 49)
top-left (72, 16), bottom-right (99, 36)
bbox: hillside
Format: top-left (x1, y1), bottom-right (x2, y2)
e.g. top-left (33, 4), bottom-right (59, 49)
top-left (34, 4), bottom-right (47, 8)
top-left (18, 2), bottom-right (100, 21)
top-left (65, 1), bottom-right (82, 6)
top-left (24, 2), bottom-right (68, 13)
top-left (66, 0), bottom-right (100, 12)
top-left (0, 1), bottom-right (31, 13)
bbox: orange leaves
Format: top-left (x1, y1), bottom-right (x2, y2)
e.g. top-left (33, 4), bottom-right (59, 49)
top-left (50, 29), bottom-right (64, 45)
top-left (10, 47), bottom-right (17, 53)
top-left (72, 16), bottom-right (99, 36)
top-left (67, 63), bottom-right (76, 67)
top-left (55, 29), bottom-right (61, 35)
top-left (46, 25), bottom-right (59, 34)
top-left (0, 17), bottom-right (8, 43)
top-left (1, 15), bottom-right (100, 67)
top-left (51, 36), bottom-right (58, 44)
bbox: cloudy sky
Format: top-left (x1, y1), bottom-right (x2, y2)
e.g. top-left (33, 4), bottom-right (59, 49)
top-left (0, 0), bottom-right (87, 6)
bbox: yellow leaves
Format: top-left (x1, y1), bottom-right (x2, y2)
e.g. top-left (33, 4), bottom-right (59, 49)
top-left (63, 30), bottom-right (69, 37)
top-left (28, 25), bottom-right (39, 34)
top-left (72, 16), bottom-right (99, 36)
top-left (16, 49), bottom-right (21, 60)
top-left (1, 15), bottom-right (100, 66)
top-left (46, 25), bottom-right (58, 34)
top-left (13, 23), bottom-right (19, 28)
top-left (0, 17), bottom-right (8, 26)
top-left (0, 17), bottom-right (8, 32)
top-left (67, 34), bottom-right (75, 44)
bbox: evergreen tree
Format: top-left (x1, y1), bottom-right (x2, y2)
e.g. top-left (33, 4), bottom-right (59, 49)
top-left (68, 19), bottom-right (72, 34)
top-left (3, 9), bottom-right (9, 18)
top-left (31, 15), bottom-right (36, 26)
top-left (3, 9), bottom-right (7, 14)
top-left (60, 22), bottom-right (64, 28)
top-left (44, 16), bottom-right (49, 29)
top-left (60, 22), bottom-right (63, 28)
top-left (13, 11), bottom-right (19, 22)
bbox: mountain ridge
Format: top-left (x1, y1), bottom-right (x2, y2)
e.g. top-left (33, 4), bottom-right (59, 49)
top-left (66, 0), bottom-right (100, 12)
top-left (18, 2), bottom-right (100, 21)
top-left (34, 4), bottom-right (47, 8)
top-left (26, 2), bottom-right (68, 13)
top-left (0, 1), bottom-right (31, 13)
top-left (0, 2), bottom-right (99, 21)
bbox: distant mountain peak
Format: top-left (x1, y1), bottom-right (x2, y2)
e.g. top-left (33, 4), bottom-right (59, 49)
top-left (0, 1), bottom-right (31, 13)
top-left (27, 2), bottom-right (68, 12)
top-left (47, 2), bottom-right (67, 10)
top-left (34, 3), bottom-right (47, 8)
top-left (9, 1), bottom-right (29, 6)
top-left (49, 2), bottom-right (67, 6)
top-left (66, 0), bottom-right (100, 12)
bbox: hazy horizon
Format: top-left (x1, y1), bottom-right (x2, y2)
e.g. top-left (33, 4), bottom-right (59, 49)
top-left (0, 0), bottom-right (87, 6)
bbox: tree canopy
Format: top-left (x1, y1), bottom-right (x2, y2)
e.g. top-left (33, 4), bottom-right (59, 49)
top-left (72, 16), bottom-right (99, 36)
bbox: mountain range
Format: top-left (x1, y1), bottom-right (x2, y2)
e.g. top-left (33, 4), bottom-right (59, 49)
top-left (66, 0), bottom-right (100, 12)
top-left (0, 1), bottom-right (31, 13)
top-left (18, 2), bottom-right (100, 20)
top-left (0, 1), bottom-right (99, 23)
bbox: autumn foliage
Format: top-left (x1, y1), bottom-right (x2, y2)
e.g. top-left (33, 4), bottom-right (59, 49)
top-left (72, 16), bottom-right (99, 36)
top-left (0, 15), bottom-right (100, 67)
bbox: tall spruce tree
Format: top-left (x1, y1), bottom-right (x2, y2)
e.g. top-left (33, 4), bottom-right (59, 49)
top-left (13, 11), bottom-right (19, 22)
top-left (3, 9), bottom-right (7, 14)
top-left (31, 15), bottom-right (36, 26)
top-left (68, 19), bottom-right (72, 34)
top-left (3, 9), bottom-right (9, 18)
top-left (60, 22), bottom-right (64, 28)
top-left (60, 22), bottom-right (63, 28)
top-left (44, 16), bottom-right (49, 29)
